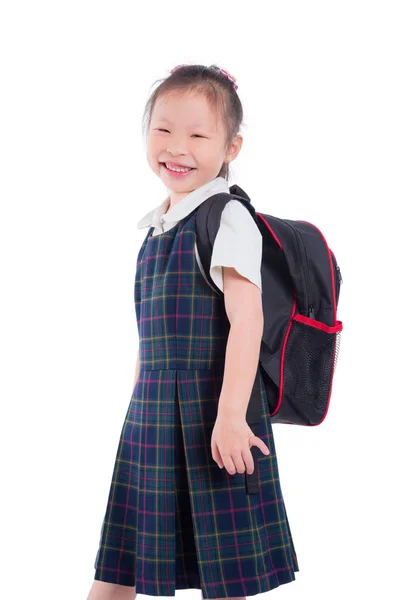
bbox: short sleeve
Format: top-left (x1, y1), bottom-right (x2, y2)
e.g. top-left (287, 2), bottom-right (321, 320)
top-left (209, 199), bottom-right (263, 293)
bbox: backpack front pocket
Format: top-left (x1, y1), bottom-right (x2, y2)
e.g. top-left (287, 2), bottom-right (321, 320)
top-left (280, 314), bottom-right (343, 425)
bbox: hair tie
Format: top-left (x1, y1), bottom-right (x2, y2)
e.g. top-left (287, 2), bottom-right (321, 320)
top-left (170, 64), bottom-right (187, 74)
top-left (170, 64), bottom-right (238, 90)
top-left (217, 68), bottom-right (238, 90)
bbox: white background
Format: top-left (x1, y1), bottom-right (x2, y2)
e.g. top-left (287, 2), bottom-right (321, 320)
top-left (1, 1), bottom-right (399, 599)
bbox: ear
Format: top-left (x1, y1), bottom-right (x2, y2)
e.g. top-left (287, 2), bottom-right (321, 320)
top-left (223, 134), bottom-right (243, 165)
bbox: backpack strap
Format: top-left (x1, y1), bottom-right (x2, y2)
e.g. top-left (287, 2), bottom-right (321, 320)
top-left (195, 184), bottom-right (257, 297)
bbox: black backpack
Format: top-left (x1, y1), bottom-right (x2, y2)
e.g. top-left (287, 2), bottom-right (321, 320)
top-left (195, 184), bottom-right (343, 432)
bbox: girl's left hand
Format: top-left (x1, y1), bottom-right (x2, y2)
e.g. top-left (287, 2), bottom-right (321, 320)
top-left (211, 414), bottom-right (270, 475)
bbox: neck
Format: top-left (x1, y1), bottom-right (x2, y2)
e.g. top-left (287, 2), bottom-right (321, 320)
top-left (167, 191), bottom-right (190, 210)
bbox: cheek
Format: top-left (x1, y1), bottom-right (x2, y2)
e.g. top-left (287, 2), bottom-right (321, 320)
top-left (200, 146), bottom-right (222, 164)
top-left (146, 138), bottom-right (162, 161)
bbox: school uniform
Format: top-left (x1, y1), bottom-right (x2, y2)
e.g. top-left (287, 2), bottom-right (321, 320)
top-left (136, 176), bottom-right (263, 296)
top-left (93, 176), bottom-right (299, 598)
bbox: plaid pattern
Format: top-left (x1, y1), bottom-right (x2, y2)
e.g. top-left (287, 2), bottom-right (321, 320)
top-left (94, 209), bottom-right (299, 597)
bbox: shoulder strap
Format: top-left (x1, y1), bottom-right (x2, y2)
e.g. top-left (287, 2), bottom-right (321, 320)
top-left (195, 185), bottom-right (257, 296)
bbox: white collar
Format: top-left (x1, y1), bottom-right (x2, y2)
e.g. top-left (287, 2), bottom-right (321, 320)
top-left (137, 176), bottom-right (231, 230)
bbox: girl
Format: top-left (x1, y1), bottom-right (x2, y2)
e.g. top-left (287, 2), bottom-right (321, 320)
top-left (87, 64), bottom-right (299, 600)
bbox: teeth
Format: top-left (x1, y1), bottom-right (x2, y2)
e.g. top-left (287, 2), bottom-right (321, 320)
top-left (165, 162), bottom-right (193, 173)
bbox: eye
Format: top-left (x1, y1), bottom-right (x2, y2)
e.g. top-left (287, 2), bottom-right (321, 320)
top-left (155, 128), bottom-right (205, 138)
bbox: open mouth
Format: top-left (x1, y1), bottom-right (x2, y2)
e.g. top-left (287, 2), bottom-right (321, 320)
top-left (160, 162), bottom-right (196, 172)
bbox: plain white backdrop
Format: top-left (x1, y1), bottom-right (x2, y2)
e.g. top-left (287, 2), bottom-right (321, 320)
top-left (1, 1), bottom-right (399, 599)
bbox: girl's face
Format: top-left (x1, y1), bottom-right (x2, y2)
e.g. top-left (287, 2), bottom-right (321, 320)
top-left (146, 90), bottom-right (242, 205)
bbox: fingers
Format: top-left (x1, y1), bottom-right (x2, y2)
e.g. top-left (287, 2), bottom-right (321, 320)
top-left (222, 451), bottom-right (246, 476)
top-left (218, 447), bottom-right (255, 476)
top-left (253, 437), bottom-right (270, 456)
top-left (243, 447), bottom-right (255, 475)
top-left (216, 439), bottom-right (270, 475)
top-left (212, 435), bottom-right (271, 475)
top-left (211, 437), bottom-right (224, 468)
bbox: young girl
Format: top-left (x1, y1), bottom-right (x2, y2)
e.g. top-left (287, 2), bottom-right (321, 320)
top-left (87, 63), bottom-right (299, 600)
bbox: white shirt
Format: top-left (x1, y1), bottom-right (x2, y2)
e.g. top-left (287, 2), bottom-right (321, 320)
top-left (137, 176), bottom-right (263, 294)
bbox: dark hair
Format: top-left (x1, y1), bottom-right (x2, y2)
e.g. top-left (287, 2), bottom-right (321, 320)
top-left (142, 63), bottom-right (244, 181)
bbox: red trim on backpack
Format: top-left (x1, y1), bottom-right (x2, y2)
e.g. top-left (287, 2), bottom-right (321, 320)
top-left (256, 213), bottom-right (283, 249)
top-left (293, 314), bottom-right (343, 333)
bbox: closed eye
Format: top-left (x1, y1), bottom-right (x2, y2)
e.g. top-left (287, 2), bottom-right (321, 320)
top-left (156, 128), bottom-right (205, 138)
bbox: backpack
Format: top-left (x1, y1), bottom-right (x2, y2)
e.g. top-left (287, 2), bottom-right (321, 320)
top-left (195, 184), bottom-right (343, 431)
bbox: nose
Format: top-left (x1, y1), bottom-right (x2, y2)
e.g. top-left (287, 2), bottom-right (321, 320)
top-left (165, 134), bottom-right (190, 155)
top-left (166, 147), bottom-right (188, 155)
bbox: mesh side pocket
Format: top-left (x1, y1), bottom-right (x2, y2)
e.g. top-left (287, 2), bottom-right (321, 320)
top-left (282, 315), bottom-right (342, 422)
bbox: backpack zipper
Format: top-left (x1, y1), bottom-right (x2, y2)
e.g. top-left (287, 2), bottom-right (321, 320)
top-left (330, 250), bottom-right (343, 303)
top-left (336, 264), bottom-right (343, 285)
top-left (285, 221), bottom-right (314, 319)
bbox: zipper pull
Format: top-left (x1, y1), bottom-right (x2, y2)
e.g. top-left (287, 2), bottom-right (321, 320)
top-left (336, 265), bottom-right (343, 285)
top-left (308, 305), bottom-right (315, 319)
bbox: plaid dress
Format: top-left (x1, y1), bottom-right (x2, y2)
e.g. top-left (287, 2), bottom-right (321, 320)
top-left (93, 206), bottom-right (299, 598)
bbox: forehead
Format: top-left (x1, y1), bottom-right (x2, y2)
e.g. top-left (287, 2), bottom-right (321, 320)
top-left (152, 90), bottom-right (221, 129)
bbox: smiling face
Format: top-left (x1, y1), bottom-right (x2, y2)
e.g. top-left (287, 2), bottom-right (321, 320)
top-left (146, 89), bottom-right (243, 206)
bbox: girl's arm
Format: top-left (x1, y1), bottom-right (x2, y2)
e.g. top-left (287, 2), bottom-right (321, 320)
top-left (217, 266), bottom-right (264, 420)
